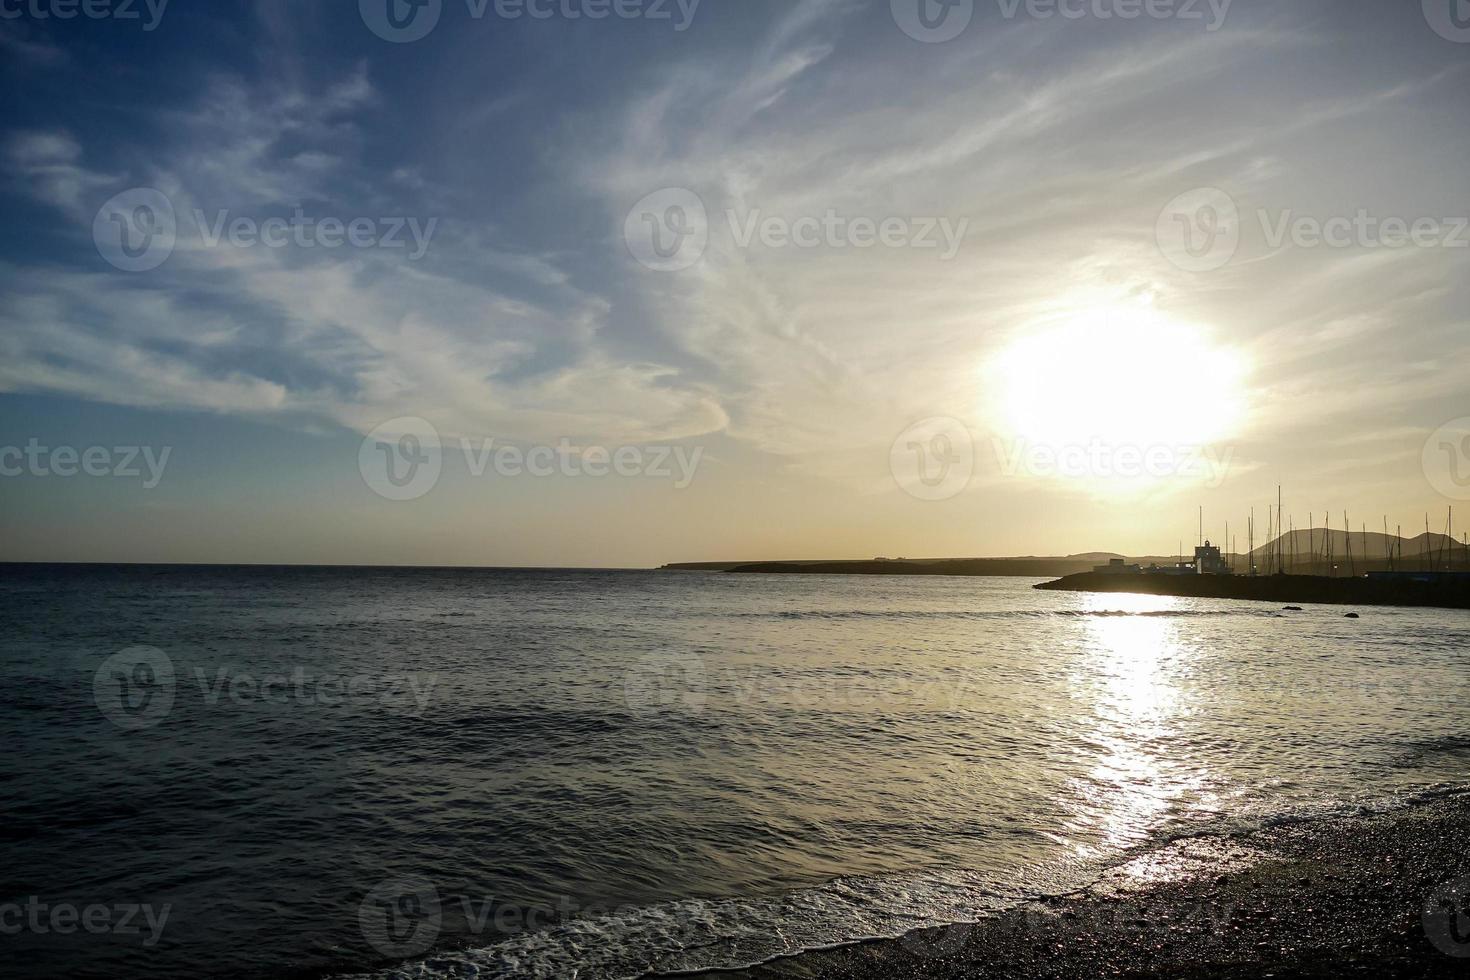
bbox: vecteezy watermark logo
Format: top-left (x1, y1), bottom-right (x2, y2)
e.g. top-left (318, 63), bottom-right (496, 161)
top-left (1159, 192), bottom-right (1467, 271)
top-left (193, 666), bottom-right (438, 715)
top-left (93, 646), bottom-right (176, 731)
top-left (0, 0), bottom-right (170, 31)
top-left (1424, 0), bottom-right (1470, 42)
top-left (93, 188), bottom-right (176, 272)
top-left (1423, 418), bottom-right (1470, 501)
top-left (94, 648), bottom-right (438, 726)
top-left (892, 0), bottom-right (974, 42)
top-left (95, 191), bottom-right (439, 270)
top-left (359, 424), bottom-right (705, 500)
top-left (1156, 187), bottom-right (1240, 272)
top-left (995, 0), bottom-right (1232, 30)
top-left (992, 439), bottom-right (1234, 487)
top-left (626, 190), bottom-right (970, 272)
top-left (1256, 209), bottom-right (1469, 252)
top-left (891, 417), bottom-right (975, 502)
top-left (360, 0), bottom-right (443, 42)
top-left (900, 922), bottom-right (975, 960)
top-left (1424, 875), bottom-right (1470, 957)
top-left (623, 651), bottom-right (707, 715)
top-left (360, 0), bottom-right (700, 41)
top-left (726, 209), bottom-right (969, 259)
top-left (193, 208), bottom-right (439, 259)
top-left (0, 898), bottom-right (172, 948)
top-left (354, 888), bottom-right (716, 959)
top-left (624, 187), bottom-right (709, 272)
top-left (894, 0), bottom-right (1233, 39)
top-left (0, 440), bottom-right (172, 488)
top-left (360, 878), bottom-right (442, 960)
top-left (483, 0), bottom-right (700, 28)
top-left (459, 439), bottom-right (704, 487)
top-left (359, 417), bottom-right (443, 502)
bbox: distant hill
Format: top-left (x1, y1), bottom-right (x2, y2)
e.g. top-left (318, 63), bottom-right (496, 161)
top-left (1251, 529), bottom-right (1458, 559)
top-left (1249, 529), bottom-right (1468, 574)
top-left (669, 554), bottom-right (1198, 578)
top-left (722, 558), bottom-right (1106, 577)
top-left (663, 530), bottom-right (1470, 578)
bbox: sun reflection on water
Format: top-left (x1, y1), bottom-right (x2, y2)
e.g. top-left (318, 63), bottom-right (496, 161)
top-left (1062, 593), bottom-right (1217, 872)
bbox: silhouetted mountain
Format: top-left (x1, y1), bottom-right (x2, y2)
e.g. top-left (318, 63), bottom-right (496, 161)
top-left (1247, 529), bottom-right (1468, 573)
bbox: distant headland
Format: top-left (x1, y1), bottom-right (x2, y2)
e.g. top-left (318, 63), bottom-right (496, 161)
top-left (661, 529), bottom-right (1470, 610)
top-left (660, 555), bottom-right (1158, 578)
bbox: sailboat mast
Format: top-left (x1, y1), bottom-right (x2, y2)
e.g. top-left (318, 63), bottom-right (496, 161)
top-left (1267, 507), bottom-right (1274, 575)
top-left (1329, 512), bottom-right (1334, 577)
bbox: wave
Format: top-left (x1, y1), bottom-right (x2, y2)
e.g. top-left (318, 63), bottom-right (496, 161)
top-left (335, 865), bottom-right (1032, 980)
top-left (1390, 734), bottom-right (1470, 768)
top-left (334, 781), bottom-right (1470, 980)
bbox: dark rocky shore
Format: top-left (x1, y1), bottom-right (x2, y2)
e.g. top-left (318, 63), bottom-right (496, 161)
top-left (1036, 571), bottom-right (1470, 610)
top-left (698, 793), bottom-right (1470, 980)
top-left (722, 559), bottom-right (1109, 578)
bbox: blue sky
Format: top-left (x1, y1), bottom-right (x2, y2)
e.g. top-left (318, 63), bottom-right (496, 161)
top-left (1, 0), bottom-right (1468, 565)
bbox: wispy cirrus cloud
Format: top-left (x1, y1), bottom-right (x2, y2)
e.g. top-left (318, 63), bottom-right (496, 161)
top-left (1, 0), bottom-right (1466, 554)
top-left (2, 56), bottom-right (726, 447)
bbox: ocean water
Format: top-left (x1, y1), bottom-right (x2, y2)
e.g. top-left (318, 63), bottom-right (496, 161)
top-left (2, 564), bottom-right (1468, 979)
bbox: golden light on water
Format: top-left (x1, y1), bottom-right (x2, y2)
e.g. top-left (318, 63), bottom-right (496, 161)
top-left (1063, 594), bottom-right (1216, 863)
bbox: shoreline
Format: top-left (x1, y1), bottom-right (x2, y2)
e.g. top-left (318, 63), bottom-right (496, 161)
top-left (693, 791), bottom-right (1470, 980)
top-left (315, 789), bottom-right (1470, 980)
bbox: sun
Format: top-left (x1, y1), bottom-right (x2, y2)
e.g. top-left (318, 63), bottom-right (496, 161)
top-left (990, 305), bottom-right (1247, 455)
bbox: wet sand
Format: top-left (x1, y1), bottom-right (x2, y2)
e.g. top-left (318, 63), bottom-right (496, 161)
top-left (699, 793), bottom-right (1470, 980)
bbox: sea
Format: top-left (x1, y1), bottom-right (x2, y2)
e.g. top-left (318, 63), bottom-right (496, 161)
top-left (2, 564), bottom-right (1468, 979)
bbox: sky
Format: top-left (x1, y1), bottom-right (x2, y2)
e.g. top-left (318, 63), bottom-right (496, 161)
top-left (0, 0), bottom-right (1467, 567)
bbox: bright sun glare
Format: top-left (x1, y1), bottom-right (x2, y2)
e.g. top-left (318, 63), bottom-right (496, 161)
top-left (993, 306), bottom-right (1247, 453)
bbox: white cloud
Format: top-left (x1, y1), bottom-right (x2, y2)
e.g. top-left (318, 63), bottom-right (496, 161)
top-left (2, 2), bottom-right (1466, 524)
top-left (1, 61), bottom-right (728, 449)
top-left (5, 130), bottom-right (114, 215)
top-left (563, 7), bottom-right (1468, 504)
